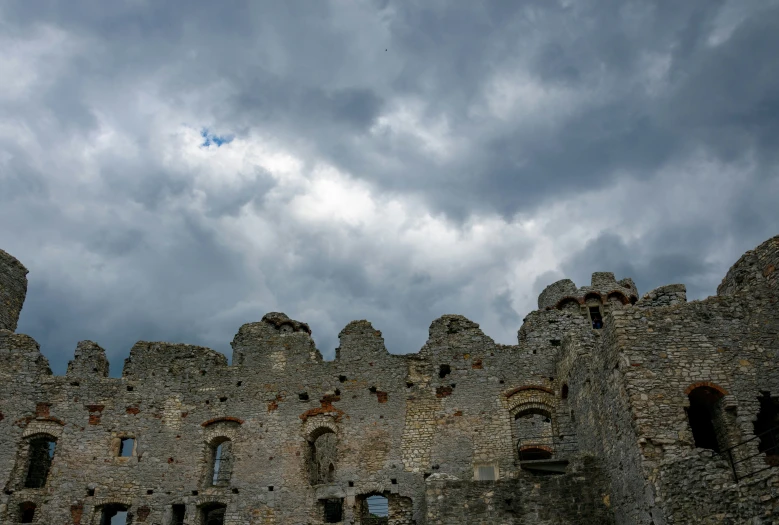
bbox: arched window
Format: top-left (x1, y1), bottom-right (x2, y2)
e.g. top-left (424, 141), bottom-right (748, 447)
top-left (99, 504), bottom-right (130, 525)
top-left (686, 385), bottom-right (727, 452)
top-left (200, 503), bottom-right (226, 525)
top-left (310, 429), bottom-right (337, 485)
top-left (19, 502), bottom-right (36, 523)
top-left (361, 494), bottom-right (388, 524)
top-left (208, 438), bottom-right (233, 486)
top-left (24, 434), bottom-right (57, 488)
top-left (515, 407), bottom-right (554, 460)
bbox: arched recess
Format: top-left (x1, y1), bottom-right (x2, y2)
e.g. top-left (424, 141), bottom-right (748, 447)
top-left (506, 386), bottom-right (559, 462)
top-left (308, 425), bottom-right (338, 485)
top-left (607, 291), bottom-right (629, 305)
top-left (583, 292), bottom-right (602, 305)
top-left (201, 419), bottom-right (241, 488)
top-left (684, 382), bottom-right (732, 453)
top-left (513, 405), bottom-right (555, 460)
top-left (555, 297), bottom-right (581, 311)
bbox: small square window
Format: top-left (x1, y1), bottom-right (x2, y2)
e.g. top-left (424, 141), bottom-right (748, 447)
top-left (474, 464), bottom-right (498, 481)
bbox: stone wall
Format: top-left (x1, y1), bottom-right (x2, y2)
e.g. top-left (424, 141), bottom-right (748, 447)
top-left (0, 248), bottom-right (28, 332)
top-left (0, 235), bottom-right (778, 524)
top-left (424, 456), bottom-right (613, 524)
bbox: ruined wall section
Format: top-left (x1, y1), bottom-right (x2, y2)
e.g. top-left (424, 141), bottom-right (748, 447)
top-left (0, 249), bottom-right (28, 332)
top-left (612, 289), bottom-right (779, 523)
top-left (718, 234), bottom-right (778, 297)
top-left (634, 284), bottom-right (687, 309)
top-left (424, 456), bottom-right (614, 525)
top-left (555, 318), bottom-right (655, 525)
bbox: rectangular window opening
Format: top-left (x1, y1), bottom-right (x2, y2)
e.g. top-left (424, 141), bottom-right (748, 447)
top-left (323, 499), bottom-right (343, 523)
top-left (589, 307), bottom-right (603, 329)
top-left (171, 504), bottom-right (186, 525)
top-left (119, 438), bottom-right (134, 457)
top-left (100, 505), bottom-right (129, 525)
top-left (474, 464), bottom-right (498, 481)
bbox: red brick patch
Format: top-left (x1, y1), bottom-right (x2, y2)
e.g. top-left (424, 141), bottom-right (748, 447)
top-left (35, 402), bottom-right (51, 417)
top-left (684, 381), bottom-right (729, 396)
top-left (201, 416), bottom-right (244, 427)
top-left (71, 503), bottom-right (84, 525)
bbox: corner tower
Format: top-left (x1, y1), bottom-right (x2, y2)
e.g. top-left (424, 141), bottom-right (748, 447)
top-left (0, 248), bottom-right (28, 332)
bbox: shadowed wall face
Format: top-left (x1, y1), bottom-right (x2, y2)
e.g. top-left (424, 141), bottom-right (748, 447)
top-left (0, 249), bottom-right (28, 332)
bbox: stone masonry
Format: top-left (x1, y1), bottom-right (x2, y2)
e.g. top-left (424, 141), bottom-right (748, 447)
top-left (0, 235), bottom-right (778, 524)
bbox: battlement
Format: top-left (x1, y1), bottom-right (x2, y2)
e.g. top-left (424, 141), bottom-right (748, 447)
top-left (0, 236), bottom-right (777, 525)
top-left (717, 234), bottom-right (779, 296)
top-left (537, 272), bottom-right (638, 311)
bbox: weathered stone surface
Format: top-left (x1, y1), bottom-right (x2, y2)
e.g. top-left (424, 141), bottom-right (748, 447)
top-left (0, 235), bottom-right (777, 524)
top-left (0, 248), bottom-right (28, 332)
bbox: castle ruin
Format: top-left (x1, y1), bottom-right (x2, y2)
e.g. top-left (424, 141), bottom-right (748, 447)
top-left (0, 235), bottom-right (778, 524)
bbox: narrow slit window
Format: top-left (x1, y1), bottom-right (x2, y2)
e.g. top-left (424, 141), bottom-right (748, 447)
top-left (589, 307), bottom-right (603, 329)
top-left (210, 439), bottom-right (233, 486)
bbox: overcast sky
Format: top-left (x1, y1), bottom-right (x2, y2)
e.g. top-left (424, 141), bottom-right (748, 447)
top-left (1, 0), bottom-right (778, 375)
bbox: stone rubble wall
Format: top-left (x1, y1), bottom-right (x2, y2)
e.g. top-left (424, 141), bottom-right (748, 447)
top-left (1, 235), bottom-right (778, 524)
top-left (0, 249), bottom-right (28, 332)
top-left (423, 456), bottom-right (614, 525)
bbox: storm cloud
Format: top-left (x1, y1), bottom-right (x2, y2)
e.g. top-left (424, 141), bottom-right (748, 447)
top-left (1, 0), bottom-right (777, 374)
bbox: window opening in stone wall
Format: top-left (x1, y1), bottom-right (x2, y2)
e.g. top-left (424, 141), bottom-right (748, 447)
top-left (362, 495), bottom-right (389, 525)
top-left (515, 408), bottom-right (554, 460)
top-left (754, 392), bottom-right (779, 466)
top-left (518, 446), bottom-right (553, 461)
top-left (210, 438), bottom-right (233, 486)
top-left (474, 464), bottom-right (498, 480)
top-left (310, 429), bottom-right (337, 484)
top-left (562, 384), bottom-right (569, 399)
top-left (24, 435), bottom-right (56, 488)
top-left (19, 502), bottom-right (36, 523)
top-left (322, 499), bottom-right (343, 523)
top-left (589, 307), bottom-right (603, 329)
top-left (438, 364), bottom-right (451, 378)
top-left (119, 438), bottom-right (134, 457)
top-left (687, 386), bottom-right (726, 452)
top-left (170, 504), bottom-right (186, 525)
top-left (200, 503), bottom-right (226, 525)
top-left (100, 504), bottom-right (130, 525)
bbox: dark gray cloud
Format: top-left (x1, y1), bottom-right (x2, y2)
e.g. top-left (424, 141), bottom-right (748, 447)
top-left (0, 0), bottom-right (777, 375)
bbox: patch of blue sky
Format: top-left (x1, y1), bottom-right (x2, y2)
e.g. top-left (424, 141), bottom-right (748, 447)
top-left (200, 128), bottom-right (234, 147)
